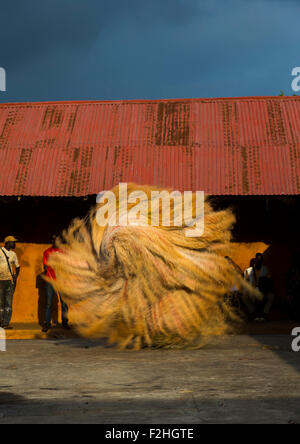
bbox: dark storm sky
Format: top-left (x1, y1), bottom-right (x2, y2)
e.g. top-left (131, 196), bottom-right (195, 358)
top-left (0, 0), bottom-right (299, 103)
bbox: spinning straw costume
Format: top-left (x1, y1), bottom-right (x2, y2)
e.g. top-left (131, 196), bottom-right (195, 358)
top-left (48, 184), bottom-right (258, 349)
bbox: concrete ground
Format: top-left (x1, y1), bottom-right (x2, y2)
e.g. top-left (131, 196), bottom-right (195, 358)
top-left (0, 332), bottom-right (299, 424)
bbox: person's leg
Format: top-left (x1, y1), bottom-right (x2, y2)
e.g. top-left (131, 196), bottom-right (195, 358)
top-left (0, 281), bottom-right (5, 326)
top-left (44, 282), bottom-right (54, 327)
top-left (59, 294), bottom-right (70, 328)
top-left (263, 291), bottom-right (275, 316)
top-left (3, 281), bottom-right (14, 327)
top-left (240, 291), bottom-right (256, 319)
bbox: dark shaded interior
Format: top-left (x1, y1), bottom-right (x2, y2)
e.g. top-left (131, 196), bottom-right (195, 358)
top-left (0, 195), bottom-right (96, 243)
top-left (1, 195), bottom-right (299, 245)
top-left (0, 195), bottom-right (300, 319)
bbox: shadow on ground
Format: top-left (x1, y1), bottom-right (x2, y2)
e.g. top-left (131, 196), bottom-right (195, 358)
top-left (0, 391), bottom-right (299, 424)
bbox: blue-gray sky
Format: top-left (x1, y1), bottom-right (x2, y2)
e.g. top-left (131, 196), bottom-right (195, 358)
top-left (0, 0), bottom-right (299, 103)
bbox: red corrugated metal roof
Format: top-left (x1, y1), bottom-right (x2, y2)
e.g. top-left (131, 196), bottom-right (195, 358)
top-left (0, 96), bottom-right (300, 196)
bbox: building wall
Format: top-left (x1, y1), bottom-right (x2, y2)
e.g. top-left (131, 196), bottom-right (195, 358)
top-left (10, 243), bottom-right (60, 324)
top-left (7, 240), bottom-right (291, 325)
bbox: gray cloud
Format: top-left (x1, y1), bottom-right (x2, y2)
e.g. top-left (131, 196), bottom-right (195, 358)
top-left (0, 0), bottom-right (204, 69)
top-left (0, 0), bottom-right (300, 102)
top-left (0, 0), bottom-right (103, 68)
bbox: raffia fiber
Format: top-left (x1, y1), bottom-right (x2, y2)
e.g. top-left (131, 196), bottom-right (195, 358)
top-left (48, 184), bottom-right (260, 350)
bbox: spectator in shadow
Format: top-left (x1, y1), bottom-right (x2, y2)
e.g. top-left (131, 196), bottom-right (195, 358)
top-left (36, 272), bottom-right (58, 327)
top-left (286, 253), bottom-right (300, 321)
top-left (254, 253), bottom-right (275, 321)
top-left (42, 235), bottom-right (70, 333)
top-left (242, 253), bottom-right (275, 322)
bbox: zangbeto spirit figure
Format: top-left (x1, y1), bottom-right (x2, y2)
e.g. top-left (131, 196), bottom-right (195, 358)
top-left (46, 184), bottom-right (259, 349)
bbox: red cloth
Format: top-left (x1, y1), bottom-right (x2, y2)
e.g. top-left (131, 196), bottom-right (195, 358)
top-left (43, 247), bottom-right (60, 280)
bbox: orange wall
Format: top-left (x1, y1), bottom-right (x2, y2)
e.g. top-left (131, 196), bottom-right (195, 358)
top-left (8, 243), bottom-right (62, 324)
top-left (5, 241), bottom-right (290, 324)
top-left (229, 242), bottom-right (269, 272)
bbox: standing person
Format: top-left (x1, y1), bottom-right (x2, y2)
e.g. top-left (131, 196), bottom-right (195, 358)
top-left (254, 253), bottom-right (274, 321)
top-left (241, 258), bottom-right (257, 319)
top-left (42, 236), bottom-right (70, 333)
top-left (244, 258), bottom-right (256, 286)
top-left (286, 253), bottom-right (300, 321)
top-left (0, 236), bottom-right (20, 329)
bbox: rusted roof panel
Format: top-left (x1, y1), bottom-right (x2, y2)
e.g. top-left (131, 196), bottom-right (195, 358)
top-left (0, 96), bottom-right (300, 196)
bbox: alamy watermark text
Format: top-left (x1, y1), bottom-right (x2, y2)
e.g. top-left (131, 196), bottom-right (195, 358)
top-left (96, 183), bottom-right (204, 237)
top-left (0, 67), bottom-right (6, 92)
top-left (291, 327), bottom-right (300, 352)
top-left (291, 67), bottom-right (300, 92)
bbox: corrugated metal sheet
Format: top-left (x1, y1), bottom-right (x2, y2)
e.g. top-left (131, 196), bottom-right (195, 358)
top-left (0, 96), bottom-right (300, 196)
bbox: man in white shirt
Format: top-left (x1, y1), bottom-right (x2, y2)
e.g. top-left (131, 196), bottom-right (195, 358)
top-left (243, 258), bottom-right (256, 287)
top-left (241, 258), bottom-right (257, 319)
top-left (0, 236), bottom-right (20, 329)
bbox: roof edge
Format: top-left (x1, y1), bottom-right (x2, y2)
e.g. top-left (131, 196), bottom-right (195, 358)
top-left (0, 95), bottom-right (299, 108)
